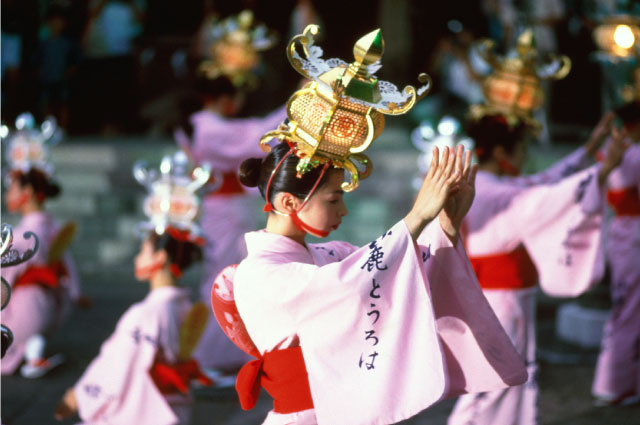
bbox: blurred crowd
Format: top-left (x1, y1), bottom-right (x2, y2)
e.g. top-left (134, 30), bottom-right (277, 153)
top-left (1, 0), bottom-right (638, 137)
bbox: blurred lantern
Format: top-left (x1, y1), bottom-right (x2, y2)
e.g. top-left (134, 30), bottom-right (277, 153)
top-left (472, 29), bottom-right (571, 128)
top-left (199, 10), bottom-right (278, 88)
top-left (259, 25), bottom-right (431, 191)
top-left (411, 116), bottom-right (475, 175)
top-left (1, 112), bottom-right (62, 180)
top-left (133, 151), bottom-right (214, 244)
top-left (593, 15), bottom-right (640, 59)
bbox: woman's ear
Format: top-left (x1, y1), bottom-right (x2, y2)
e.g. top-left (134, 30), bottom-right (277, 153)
top-left (152, 249), bottom-right (169, 268)
top-left (274, 192), bottom-right (302, 214)
top-left (492, 145), bottom-right (507, 162)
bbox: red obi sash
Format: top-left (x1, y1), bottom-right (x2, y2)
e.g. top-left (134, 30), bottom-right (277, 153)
top-left (469, 245), bottom-right (538, 290)
top-left (607, 187), bottom-right (640, 217)
top-left (13, 262), bottom-right (67, 290)
top-left (236, 346), bottom-right (314, 414)
top-left (209, 172), bottom-right (245, 196)
top-left (150, 358), bottom-right (213, 394)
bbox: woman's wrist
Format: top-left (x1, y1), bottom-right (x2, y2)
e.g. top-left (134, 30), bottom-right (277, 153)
top-left (404, 210), bottom-right (432, 242)
top-left (438, 213), bottom-right (460, 245)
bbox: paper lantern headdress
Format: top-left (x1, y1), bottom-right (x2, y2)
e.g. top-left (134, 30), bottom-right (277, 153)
top-left (199, 10), bottom-right (278, 88)
top-left (133, 151), bottom-right (211, 245)
top-left (470, 29), bottom-right (571, 128)
top-left (1, 113), bottom-right (62, 179)
top-left (259, 24), bottom-right (431, 192)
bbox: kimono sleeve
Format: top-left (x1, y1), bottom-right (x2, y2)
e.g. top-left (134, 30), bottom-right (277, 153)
top-left (507, 147), bottom-right (591, 187)
top-left (506, 166), bottom-right (605, 296)
top-left (196, 105), bottom-right (287, 164)
top-left (417, 221), bottom-right (527, 397)
top-left (74, 305), bottom-right (177, 425)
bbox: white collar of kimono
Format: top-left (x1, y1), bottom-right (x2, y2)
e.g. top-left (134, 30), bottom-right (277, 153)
top-left (244, 229), bottom-right (314, 261)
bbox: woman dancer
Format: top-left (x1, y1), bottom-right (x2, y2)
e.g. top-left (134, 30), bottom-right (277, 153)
top-left (1, 114), bottom-right (81, 378)
top-left (592, 100), bottom-right (640, 406)
top-left (447, 113), bottom-right (627, 425)
top-left (55, 153), bottom-right (212, 425)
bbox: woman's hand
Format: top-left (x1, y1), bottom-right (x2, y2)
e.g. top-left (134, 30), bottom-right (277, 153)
top-left (585, 111), bottom-right (616, 157)
top-left (405, 146), bottom-right (464, 241)
top-left (598, 126), bottom-right (630, 185)
top-left (54, 388), bottom-right (78, 421)
top-left (439, 146), bottom-right (478, 244)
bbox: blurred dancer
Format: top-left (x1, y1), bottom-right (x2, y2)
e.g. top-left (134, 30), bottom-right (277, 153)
top-left (592, 100), bottom-right (640, 406)
top-left (447, 30), bottom-right (627, 425)
top-left (0, 113), bottom-right (82, 378)
top-left (55, 153), bottom-right (212, 425)
top-left (175, 10), bottom-right (286, 372)
top-left (447, 113), bottom-right (626, 425)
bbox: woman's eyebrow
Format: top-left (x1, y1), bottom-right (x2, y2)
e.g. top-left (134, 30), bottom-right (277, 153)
top-left (332, 190), bottom-right (345, 195)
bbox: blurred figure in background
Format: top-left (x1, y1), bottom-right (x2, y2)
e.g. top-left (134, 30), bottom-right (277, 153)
top-left (80, 0), bottom-right (146, 134)
top-left (592, 100), bottom-right (640, 407)
top-left (33, 5), bottom-right (82, 130)
top-left (447, 110), bottom-right (625, 425)
top-left (174, 10), bottom-right (286, 374)
top-left (54, 153), bottom-right (212, 425)
top-left (0, 113), bottom-right (83, 378)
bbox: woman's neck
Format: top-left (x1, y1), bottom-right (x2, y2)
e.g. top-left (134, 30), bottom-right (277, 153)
top-left (477, 160), bottom-right (501, 175)
top-left (265, 214), bottom-right (307, 246)
top-left (21, 201), bottom-right (43, 215)
top-left (149, 269), bottom-right (176, 291)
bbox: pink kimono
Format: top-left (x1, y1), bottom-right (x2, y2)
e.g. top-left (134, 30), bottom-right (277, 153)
top-left (230, 219), bottom-right (528, 425)
top-left (1, 211), bottom-right (81, 374)
top-left (74, 286), bottom-right (193, 425)
top-left (175, 106), bottom-right (286, 370)
top-left (592, 143), bottom-right (640, 401)
top-left (449, 148), bottom-right (605, 425)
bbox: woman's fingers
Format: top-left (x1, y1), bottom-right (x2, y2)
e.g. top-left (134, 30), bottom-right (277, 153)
top-left (462, 149), bottom-right (472, 181)
top-left (469, 163), bottom-right (478, 187)
top-left (428, 146), bottom-right (439, 178)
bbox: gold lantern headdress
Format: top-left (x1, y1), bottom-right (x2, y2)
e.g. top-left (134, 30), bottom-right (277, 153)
top-left (470, 29), bottom-right (571, 128)
top-left (1, 112), bottom-right (62, 179)
top-left (133, 151), bottom-right (212, 245)
top-left (199, 10), bottom-right (278, 88)
top-left (259, 24), bottom-right (431, 192)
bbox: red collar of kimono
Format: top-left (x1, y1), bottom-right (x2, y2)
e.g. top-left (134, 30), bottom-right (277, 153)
top-left (262, 148), bottom-right (331, 238)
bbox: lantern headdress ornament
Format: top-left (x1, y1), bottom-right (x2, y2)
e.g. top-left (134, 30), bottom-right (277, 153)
top-left (1, 112), bottom-right (62, 179)
top-left (133, 151), bottom-right (212, 245)
top-left (199, 10), bottom-right (278, 88)
top-left (259, 24), bottom-right (432, 192)
top-left (470, 29), bottom-right (571, 128)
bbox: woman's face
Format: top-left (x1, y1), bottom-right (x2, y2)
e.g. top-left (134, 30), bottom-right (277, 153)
top-left (5, 179), bottom-right (30, 213)
top-left (134, 238), bottom-right (164, 281)
top-left (297, 170), bottom-right (349, 235)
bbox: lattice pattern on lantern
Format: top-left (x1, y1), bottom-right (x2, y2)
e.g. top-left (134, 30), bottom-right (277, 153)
top-left (199, 10), bottom-right (278, 88)
top-left (133, 151), bottom-right (211, 244)
top-left (471, 29), bottom-right (571, 128)
top-left (1, 113), bottom-right (62, 178)
top-left (259, 25), bottom-right (431, 191)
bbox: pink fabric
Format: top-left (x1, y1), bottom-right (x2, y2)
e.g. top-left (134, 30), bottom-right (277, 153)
top-left (233, 220), bottom-right (526, 425)
top-left (450, 154), bottom-right (606, 425)
top-left (593, 144), bottom-right (640, 399)
top-left (74, 286), bottom-right (192, 425)
top-left (1, 211), bottom-right (80, 374)
top-left (176, 106), bottom-right (286, 370)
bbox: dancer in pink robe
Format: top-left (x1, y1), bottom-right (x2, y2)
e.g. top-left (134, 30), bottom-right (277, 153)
top-left (175, 75), bottom-right (286, 371)
top-left (447, 113), bottom-right (627, 425)
top-left (1, 168), bottom-right (82, 378)
top-left (592, 101), bottom-right (640, 406)
top-left (55, 154), bottom-right (212, 425)
top-left (208, 141), bottom-right (529, 425)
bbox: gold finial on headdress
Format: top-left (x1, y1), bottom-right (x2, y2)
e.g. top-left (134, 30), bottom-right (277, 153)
top-left (263, 25), bottom-right (431, 191)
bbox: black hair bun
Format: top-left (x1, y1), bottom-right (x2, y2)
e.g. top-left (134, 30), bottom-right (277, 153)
top-left (238, 157), bottom-right (263, 187)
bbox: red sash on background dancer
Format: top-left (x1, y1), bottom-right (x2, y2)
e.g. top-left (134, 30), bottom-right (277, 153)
top-left (606, 187), bottom-right (640, 217)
